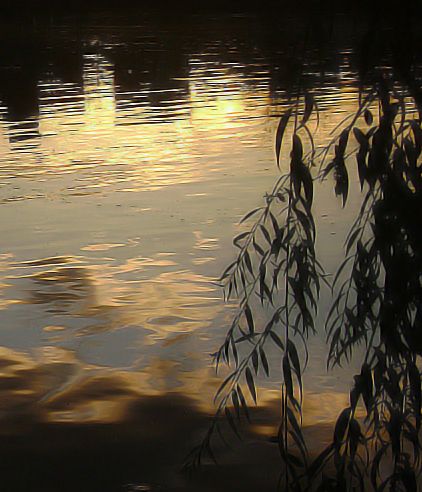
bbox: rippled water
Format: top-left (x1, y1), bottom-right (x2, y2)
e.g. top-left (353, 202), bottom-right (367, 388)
top-left (0, 11), bottom-right (369, 491)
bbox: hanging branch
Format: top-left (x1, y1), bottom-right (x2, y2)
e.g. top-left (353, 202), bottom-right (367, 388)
top-left (183, 94), bottom-right (323, 488)
top-left (308, 77), bottom-right (422, 492)
top-left (185, 69), bottom-right (422, 492)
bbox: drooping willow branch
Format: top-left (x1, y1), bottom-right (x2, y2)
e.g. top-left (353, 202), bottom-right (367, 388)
top-left (186, 76), bottom-right (422, 492)
top-left (184, 94), bottom-right (323, 489)
top-left (316, 79), bottom-right (422, 492)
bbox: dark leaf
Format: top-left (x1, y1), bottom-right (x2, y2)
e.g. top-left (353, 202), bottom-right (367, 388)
top-left (353, 127), bottom-right (367, 147)
top-left (301, 92), bottom-right (314, 127)
top-left (219, 261), bottom-right (236, 281)
top-left (275, 109), bottom-right (292, 168)
top-left (291, 134), bottom-right (303, 161)
top-left (356, 151), bottom-right (367, 190)
top-left (337, 129), bottom-right (349, 157)
top-left (333, 255), bottom-right (353, 287)
top-left (269, 212), bottom-right (281, 237)
top-left (308, 444), bottom-right (334, 478)
top-left (283, 353), bottom-right (294, 401)
top-left (225, 407), bottom-right (241, 439)
top-left (231, 336), bottom-right (238, 367)
top-left (371, 445), bottom-right (387, 489)
top-left (244, 304), bottom-right (254, 334)
top-left (260, 346), bottom-right (269, 376)
top-left (253, 239), bottom-right (265, 256)
top-left (334, 158), bottom-right (349, 207)
top-left (245, 367), bottom-right (257, 403)
top-left (259, 264), bottom-right (267, 303)
top-left (215, 372), bottom-right (236, 402)
top-left (401, 467), bottom-right (417, 492)
top-left (237, 384), bottom-right (251, 422)
top-left (287, 340), bottom-right (302, 397)
top-left (269, 331), bottom-right (285, 350)
top-left (364, 109), bottom-right (373, 125)
top-left (244, 251), bottom-right (253, 275)
top-left (345, 227), bottom-right (362, 255)
top-left (231, 390), bottom-right (240, 420)
top-left (301, 164), bottom-right (313, 207)
top-left (260, 225), bottom-right (272, 245)
top-left (411, 119), bottom-right (422, 156)
top-left (239, 207), bottom-right (262, 224)
top-left (286, 406), bottom-right (306, 450)
top-left (233, 231), bottom-right (249, 247)
top-left (286, 451), bottom-right (304, 468)
top-left (252, 349), bottom-right (259, 375)
top-left (409, 363), bottom-right (421, 427)
top-left (333, 407), bottom-right (351, 447)
top-left (205, 441), bottom-right (218, 465)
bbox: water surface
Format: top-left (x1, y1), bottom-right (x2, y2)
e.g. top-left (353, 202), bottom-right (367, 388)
top-left (0, 11), bottom-right (369, 491)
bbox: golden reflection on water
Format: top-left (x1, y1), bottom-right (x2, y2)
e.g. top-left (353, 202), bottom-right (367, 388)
top-left (0, 36), bottom-right (366, 430)
top-left (1, 255), bottom-right (223, 337)
top-left (0, 49), bottom-right (271, 196)
top-left (0, 244), bottom-right (355, 425)
top-left (0, 329), bottom-right (355, 428)
top-left (0, 342), bottom-right (222, 425)
top-left (83, 54), bottom-right (116, 132)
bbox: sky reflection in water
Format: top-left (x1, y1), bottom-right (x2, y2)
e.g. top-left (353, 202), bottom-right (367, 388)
top-left (0, 15), bottom-right (372, 486)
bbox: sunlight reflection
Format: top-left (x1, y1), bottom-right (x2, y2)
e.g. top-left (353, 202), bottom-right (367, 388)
top-left (83, 53), bottom-right (116, 132)
top-left (0, 254), bottom-right (224, 345)
top-left (0, 342), bottom-right (358, 427)
top-left (0, 48), bottom-right (272, 194)
top-left (0, 28), bottom-right (375, 436)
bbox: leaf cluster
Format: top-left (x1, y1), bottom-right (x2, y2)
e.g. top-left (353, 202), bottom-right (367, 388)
top-left (186, 76), bottom-right (422, 492)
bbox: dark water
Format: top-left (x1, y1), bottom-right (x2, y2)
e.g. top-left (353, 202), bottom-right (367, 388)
top-left (0, 10), bottom-right (380, 491)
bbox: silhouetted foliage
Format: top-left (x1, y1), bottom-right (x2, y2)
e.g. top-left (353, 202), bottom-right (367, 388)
top-left (186, 10), bottom-right (422, 492)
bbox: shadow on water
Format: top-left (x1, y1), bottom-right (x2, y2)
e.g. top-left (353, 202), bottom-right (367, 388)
top-left (0, 387), bottom-right (338, 492)
top-left (188, 6), bottom-right (422, 492)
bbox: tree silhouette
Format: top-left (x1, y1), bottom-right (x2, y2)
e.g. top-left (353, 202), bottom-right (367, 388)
top-left (186, 9), bottom-right (422, 492)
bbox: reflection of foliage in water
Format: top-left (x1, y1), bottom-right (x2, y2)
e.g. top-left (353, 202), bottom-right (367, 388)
top-left (186, 48), bottom-right (422, 492)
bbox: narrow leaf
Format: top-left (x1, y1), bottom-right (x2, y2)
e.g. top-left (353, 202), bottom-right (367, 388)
top-left (245, 367), bottom-right (257, 403)
top-left (244, 304), bottom-right (254, 334)
top-left (239, 207), bottom-right (262, 224)
top-left (225, 407), bottom-right (241, 439)
top-left (283, 353), bottom-right (294, 400)
top-left (333, 407), bottom-right (351, 447)
top-left (233, 231), bottom-right (250, 247)
top-left (269, 331), bottom-right (285, 350)
top-left (260, 346), bottom-right (269, 376)
top-left (300, 92), bottom-right (314, 127)
top-left (252, 349), bottom-right (259, 375)
top-left (232, 390), bottom-right (241, 420)
top-left (364, 109), bottom-right (373, 125)
top-left (237, 384), bottom-right (251, 422)
top-left (275, 109), bottom-right (292, 168)
top-left (287, 340), bottom-right (302, 397)
top-left (244, 251), bottom-right (253, 275)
